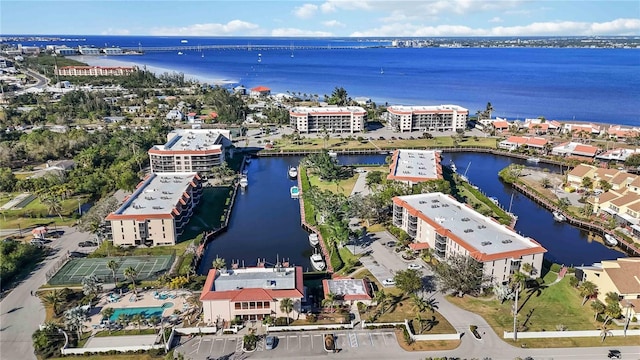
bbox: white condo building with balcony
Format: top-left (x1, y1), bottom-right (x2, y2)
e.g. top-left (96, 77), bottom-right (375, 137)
top-left (386, 105), bottom-right (469, 132)
top-left (289, 106), bottom-right (366, 133)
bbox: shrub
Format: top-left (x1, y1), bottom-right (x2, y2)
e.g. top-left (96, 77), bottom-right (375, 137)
top-left (569, 276), bottom-right (579, 287)
top-left (549, 263), bottom-right (562, 273)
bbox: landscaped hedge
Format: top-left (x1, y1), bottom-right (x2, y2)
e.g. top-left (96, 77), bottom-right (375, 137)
top-left (299, 166), bottom-right (317, 226)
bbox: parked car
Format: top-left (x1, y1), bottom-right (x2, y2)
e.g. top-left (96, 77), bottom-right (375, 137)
top-left (382, 278), bottom-right (395, 286)
top-left (79, 241), bottom-right (97, 247)
top-left (265, 335), bottom-right (276, 350)
top-left (608, 350), bottom-right (622, 359)
top-left (385, 241), bottom-right (397, 248)
top-left (408, 263), bottom-right (422, 270)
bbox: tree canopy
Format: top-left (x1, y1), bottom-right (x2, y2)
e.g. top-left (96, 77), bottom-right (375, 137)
top-left (434, 254), bottom-right (492, 297)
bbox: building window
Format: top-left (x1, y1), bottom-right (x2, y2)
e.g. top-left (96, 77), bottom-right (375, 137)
top-left (235, 303), bottom-right (241, 310)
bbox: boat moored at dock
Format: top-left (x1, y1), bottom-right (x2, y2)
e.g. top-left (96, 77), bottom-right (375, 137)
top-left (527, 157), bottom-right (541, 163)
top-left (604, 233), bottom-right (618, 247)
top-left (239, 175), bottom-right (248, 189)
top-left (288, 166), bottom-right (298, 179)
top-left (290, 185), bottom-right (300, 198)
top-left (553, 211), bottom-right (566, 222)
top-left (310, 251), bottom-right (326, 271)
top-left (309, 233), bottom-right (319, 247)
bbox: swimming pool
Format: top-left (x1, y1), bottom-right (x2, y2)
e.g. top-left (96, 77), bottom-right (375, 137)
top-left (109, 302), bottom-right (174, 322)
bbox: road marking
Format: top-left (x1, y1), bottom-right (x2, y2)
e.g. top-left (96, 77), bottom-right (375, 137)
top-left (235, 338), bottom-right (242, 352)
top-left (369, 333), bottom-right (374, 346)
top-left (349, 332), bottom-right (358, 348)
top-left (209, 338), bottom-right (215, 353)
top-left (188, 338), bottom-right (202, 355)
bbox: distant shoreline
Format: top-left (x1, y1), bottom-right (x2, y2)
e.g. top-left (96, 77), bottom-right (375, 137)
top-left (68, 55), bottom-right (238, 86)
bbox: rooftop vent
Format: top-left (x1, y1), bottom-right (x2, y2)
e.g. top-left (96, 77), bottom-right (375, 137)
top-left (419, 201), bottom-right (427, 204)
top-left (477, 225), bottom-right (487, 229)
top-left (152, 206), bottom-right (163, 210)
top-left (481, 241), bottom-right (492, 246)
top-left (464, 228), bottom-right (474, 233)
top-left (502, 239), bottom-right (513, 244)
top-left (461, 217), bottom-right (470, 222)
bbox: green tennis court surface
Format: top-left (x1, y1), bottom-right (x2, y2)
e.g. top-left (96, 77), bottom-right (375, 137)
top-left (48, 255), bottom-right (173, 285)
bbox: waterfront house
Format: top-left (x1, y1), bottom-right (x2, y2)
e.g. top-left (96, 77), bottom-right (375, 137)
top-left (148, 129), bottom-right (231, 177)
top-left (606, 126), bottom-right (640, 141)
top-left (491, 120), bottom-right (510, 133)
top-left (200, 266), bottom-right (305, 325)
top-left (105, 172), bottom-right (202, 247)
top-left (322, 278), bottom-right (374, 306)
top-left (289, 106), bottom-right (366, 134)
top-left (597, 148), bottom-right (640, 164)
top-left (576, 258), bottom-right (640, 320)
top-left (498, 136), bottom-right (548, 151)
top-left (566, 164), bottom-right (597, 188)
top-left (562, 123), bottom-right (602, 137)
top-left (551, 142), bottom-right (600, 158)
top-left (392, 193), bottom-right (547, 283)
top-left (387, 149), bottom-right (443, 185)
top-left (186, 112), bottom-right (198, 122)
top-left (386, 105), bottom-right (468, 133)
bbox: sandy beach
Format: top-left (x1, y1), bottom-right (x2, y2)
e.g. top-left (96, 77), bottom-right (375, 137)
top-left (69, 55), bottom-right (238, 86)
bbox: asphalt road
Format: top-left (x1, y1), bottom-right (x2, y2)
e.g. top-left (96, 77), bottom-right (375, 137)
top-left (0, 226), bottom-right (91, 360)
top-left (22, 68), bottom-right (49, 89)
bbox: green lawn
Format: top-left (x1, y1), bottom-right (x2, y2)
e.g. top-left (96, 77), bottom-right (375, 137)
top-left (447, 275), bottom-right (618, 333)
top-left (0, 193), bottom-right (91, 229)
top-left (94, 328), bottom-right (158, 337)
top-left (308, 173), bottom-right (359, 196)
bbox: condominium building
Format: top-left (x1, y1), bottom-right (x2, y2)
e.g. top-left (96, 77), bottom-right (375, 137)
top-left (387, 149), bottom-right (443, 185)
top-left (105, 172), bottom-right (202, 247)
top-left (386, 105), bottom-right (469, 132)
top-left (200, 266), bottom-right (305, 325)
top-left (289, 106), bottom-right (366, 133)
top-left (78, 47), bottom-right (101, 55)
top-left (393, 193), bottom-right (546, 283)
top-left (148, 129), bottom-right (231, 176)
top-left (55, 66), bottom-right (137, 77)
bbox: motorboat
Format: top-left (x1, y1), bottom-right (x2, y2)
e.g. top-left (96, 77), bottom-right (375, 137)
top-left (450, 160), bottom-right (457, 173)
top-left (181, 39), bottom-right (188, 43)
top-left (288, 166), bottom-right (298, 179)
top-left (527, 157), bottom-right (541, 163)
top-left (552, 211), bottom-right (566, 222)
top-left (604, 234), bottom-right (618, 247)
top-left (290, 186), bottom-right (300, 198)
top-left (310, 252), bottom-right (326, 271)
top-left (308, 233), bottom-right (319, 247)
top-left (239, 175), bottom-right (248, 189)
top-left (177, 52), bottom-right (184, 55)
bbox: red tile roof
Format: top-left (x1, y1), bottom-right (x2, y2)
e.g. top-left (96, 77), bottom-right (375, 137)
top-left (251, 86), bottom-right (271, 92)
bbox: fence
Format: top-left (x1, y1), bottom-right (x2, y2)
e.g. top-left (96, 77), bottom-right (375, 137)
top-left (45, 252), bottom-right (70, 282)
top-left (266, 321), bottom-right (355, 332)
top-left (503, 329), bottom-right (640, 339)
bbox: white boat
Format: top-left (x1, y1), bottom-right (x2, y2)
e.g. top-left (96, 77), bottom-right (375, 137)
top-left (310, 252), bottom-right (326, 271)
top-left (239, 175), bottom-right (248, 188)
top-left (290, 186), bottom-right (300, 198)
top-left (328, 151), bottom-right (338, 159)
top-left (450, 160), bottom-right (457, 173)
top-left (604, 234), bottom-right (618, 247)
top-left (527, 157), bottom-right (541, 163)
top-left (380, 68), bottom-right (384, 74)
top-left (288, 166), bottom-right (298, 179)
top-left (177, 52), bottom-right (184, 55)
top-left (552, 211), bottom-right (566, 222)
top-left (181, 40), bottom-right (188, 43)
top-left (489, 197), bottom-right (500, 205)
top-left (309, 233), bottom-right (319, 247)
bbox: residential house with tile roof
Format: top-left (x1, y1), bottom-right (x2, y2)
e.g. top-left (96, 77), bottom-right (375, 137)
top-left (498, 136), bottom-right (548, 151)
top-left (576, 258), bottom-right (640, 320)
top-left (552, 142), bottom-right (600, 158)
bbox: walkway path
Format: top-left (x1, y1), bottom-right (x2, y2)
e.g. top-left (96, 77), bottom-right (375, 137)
top-left (0, 226), bottom-right (90, 360)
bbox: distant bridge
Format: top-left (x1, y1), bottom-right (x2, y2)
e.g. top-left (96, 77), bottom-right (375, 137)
top-left (120, 44), bottom-right (383, 53)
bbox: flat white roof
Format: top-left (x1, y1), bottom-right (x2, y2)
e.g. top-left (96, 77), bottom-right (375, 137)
top-left (390, 150), bottom-right (440, 180)
top-left (290, 106), bottom-right (365, 114)
top-left (388, 104), bottom-right (468, 112)
top-left (153, 129), bottom-right (230, 152)
top-left (215, 267), bottom-right (296, 291)
top-left (397, 193), bottom-right (542, 256)
top-left (326, 279), bottom-right (368, 296)
top-left (113, 172), bottom-right (197, 216)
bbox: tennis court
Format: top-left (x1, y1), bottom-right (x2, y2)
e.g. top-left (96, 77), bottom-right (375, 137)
top-left (48, 255), bottom-right (174, 285)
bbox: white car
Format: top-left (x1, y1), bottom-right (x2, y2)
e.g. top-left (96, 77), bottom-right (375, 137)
top-left (382, 278), bottom-right (395, 286)
top-left (408, 263), bottom-right (422, 270)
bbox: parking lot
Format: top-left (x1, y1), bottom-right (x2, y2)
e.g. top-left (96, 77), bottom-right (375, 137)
top-left (178, 330), bottom-right (398, 359)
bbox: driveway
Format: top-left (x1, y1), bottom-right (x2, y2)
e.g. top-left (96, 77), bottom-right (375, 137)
top-left (0, 226), bottom-right (91, 360)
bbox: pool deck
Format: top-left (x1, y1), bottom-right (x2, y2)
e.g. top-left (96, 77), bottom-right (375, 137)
top-left (88, 289), bottom-right (192, 331)
top-left (84, 334), bottom-right (158, 349)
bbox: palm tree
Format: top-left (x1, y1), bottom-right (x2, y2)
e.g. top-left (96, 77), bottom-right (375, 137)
top-left (604, 291), bottom-right (620, 306)
top-left (64, 306), bottom-right (88, 341)
top-left (123, 266), bottom-right (139, 296)
top-left (81, 275), bottom-right (103, 302)
top-left (578, 281), bottom-right (598, 306)
top-left (148, 315), bottom-right (161, 330)
top-left (591, 300), bottom-right (606, 321)
top-left (106, 260), bottom-right (118, 286)
top-left (510, 271), bottom-right (528, 292)
top-left (540, 178), bottom-right (551, 189)
top-left (101, 307), bottom-right (115, 333)
top-left (322, 292), bottom-right (337, 313)
top-left (602, 302), bottom-right (622, 326)
top-left (117, 313), bottom-right (130, 329)
top-left (131, 313), bottom-right (144, 333)
top-left (42, 289), bottom-right (64, 316)
top-left (374, 290), bottom-right (388, 314)
top-left (414, 312), bottom-right (427, 333)
top-left (599, 325), bottom-right (613, 342)
top-left (211, 256), bottom-right (226, 270)
top-left (521, 263), bottom-right (534, 276)
top-left (279, 298), bottom-right (294, 325)
top-left (411, 294), bottom-right (433, 313)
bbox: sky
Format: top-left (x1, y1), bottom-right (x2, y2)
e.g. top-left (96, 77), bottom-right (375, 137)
top-left (1, 0), bottom-right (639, 37)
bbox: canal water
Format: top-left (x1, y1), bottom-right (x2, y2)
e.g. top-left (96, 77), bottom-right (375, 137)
top-left (198, 153), bottom-right (623, 274)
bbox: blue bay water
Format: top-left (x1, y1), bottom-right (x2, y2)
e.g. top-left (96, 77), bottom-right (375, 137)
top-left (14, 35), bottom-right (640, 124)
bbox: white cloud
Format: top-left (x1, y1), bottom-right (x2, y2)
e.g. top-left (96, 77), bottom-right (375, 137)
top-left (271, 28), bottom-right (333, 37)
top-left (320, 0), bottom-right (372, 13)
top-left (351, 18), bottom-right (640, 37)
top-left (101, 28), bottom-right (130, 35)
top-left (322, 20), bottom-right (346, 28)
top-left (294, 4), bottom-right (319, 19)
top-left (489, 17), bottom-right (503, 23)
top-left (150, 20), bottom-right (260, 36)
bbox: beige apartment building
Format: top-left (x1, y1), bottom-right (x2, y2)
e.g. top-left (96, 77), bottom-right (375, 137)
top-left (393, 193), bottom-right (547, 283)
top-left (386, 105), bottom-right (468, 132)
top-left (200, 266), bottom-right (305, 325)
top-left (289, 106), bottom-right (366, 133)
top-left (55, 66), bottom-right (137, 76)
top-left (105, 172), bottom-right (202, 247)
top-left (149, 129), bottom-right (231, 177)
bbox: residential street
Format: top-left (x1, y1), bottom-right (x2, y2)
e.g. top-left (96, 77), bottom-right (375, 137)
top-left (0, 226), bottom-right (90, 360)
